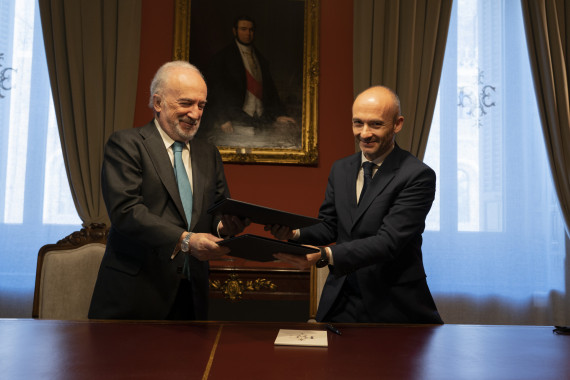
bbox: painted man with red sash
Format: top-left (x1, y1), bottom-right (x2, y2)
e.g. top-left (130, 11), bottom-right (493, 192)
top-left (203, 15), bottom-right (295, 139)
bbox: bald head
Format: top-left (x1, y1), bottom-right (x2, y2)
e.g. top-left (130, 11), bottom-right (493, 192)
top-left (353, 86), bottom-right (401, 122)
top-left (352, 86), bottom-right (404, 160)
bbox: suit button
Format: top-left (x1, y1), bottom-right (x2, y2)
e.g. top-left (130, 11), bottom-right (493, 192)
top-left (177, 266), bottom-right (183, 274)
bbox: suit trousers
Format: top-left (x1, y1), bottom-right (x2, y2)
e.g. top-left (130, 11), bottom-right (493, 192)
top-left (166, 279), bottom-right (195, 320)
top-left (324, 274), bottom-right (373, 323)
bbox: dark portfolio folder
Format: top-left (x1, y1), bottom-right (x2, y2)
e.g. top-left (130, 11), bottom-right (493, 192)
top-left (207, 198), bottom-right (322, 229)
top-left (208, 198), bottom-right (322, 262)
top-left (218, 234), bottom-right (320, 262)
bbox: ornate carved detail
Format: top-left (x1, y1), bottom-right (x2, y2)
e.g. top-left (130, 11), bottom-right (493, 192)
top-left (0, 53), bottom-right (16, 99)
top-left (245, 277), bottom-right (278, 292)
top-left (210, 273), bottom-right (277, 302)
top-left (458, 69), bottom-right (496, 127)
top-left (56, 223), bottom-right (109, 246)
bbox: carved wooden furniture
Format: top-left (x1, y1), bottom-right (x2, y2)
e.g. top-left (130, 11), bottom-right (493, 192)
top-left (309, 265), bottom-right (329, 320)
top-left (208, 258), bottom-right (311, 321)
top-left (32, 223), bottom-right (109, 319)
top-left (209, 258), bottom-right (309, 302)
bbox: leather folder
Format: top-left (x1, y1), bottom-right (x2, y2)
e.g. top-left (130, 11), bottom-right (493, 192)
top-left (218, 234), bottom-right (319, 262)
top-left (207, 198), bottom-right (322, 229)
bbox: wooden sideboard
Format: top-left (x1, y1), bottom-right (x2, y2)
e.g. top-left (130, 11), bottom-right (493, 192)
top-left (208, 257), bottom-right (310, 322)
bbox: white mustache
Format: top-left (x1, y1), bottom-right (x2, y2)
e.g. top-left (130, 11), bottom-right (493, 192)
top-left (181, 118), bottom-right (198, 126)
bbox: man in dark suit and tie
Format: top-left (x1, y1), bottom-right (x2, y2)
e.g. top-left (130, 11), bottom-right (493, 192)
top-left (270, 86), bottom-right (443, 324)
top-left (202, 15), bottom-right (296, 138)
top-left (89, 61), bottom-right (247, 320)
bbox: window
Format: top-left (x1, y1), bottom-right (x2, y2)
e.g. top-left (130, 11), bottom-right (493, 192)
top-left (423, 0), bottom-right (566, 323)
top-left (0, 0), bottom-right (80, 317)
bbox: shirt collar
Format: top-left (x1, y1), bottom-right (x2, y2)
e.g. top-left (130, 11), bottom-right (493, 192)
top-left (235, 39), bottom-right (253, 53)
top-left (154, 119), bottom-right (188, 150)
top-left (360, 144), bottom-right (394, 167)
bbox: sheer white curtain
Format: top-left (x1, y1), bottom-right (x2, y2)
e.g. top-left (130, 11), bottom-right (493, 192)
top-left (0, 0), bottom-right (80, 317)
top-left (423, 0), bottom-right (570, 325)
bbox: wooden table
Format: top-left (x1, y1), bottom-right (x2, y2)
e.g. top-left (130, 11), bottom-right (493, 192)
top-left (1, 319), bottom-right (569, 379)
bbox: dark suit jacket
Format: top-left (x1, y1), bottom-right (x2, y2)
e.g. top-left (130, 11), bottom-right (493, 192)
top-left (298, 145), bottom-right (442, 324)
top-left (88, 122), bottom-right (229, 320)
top-left (203, 41), bottom-right (286, 129)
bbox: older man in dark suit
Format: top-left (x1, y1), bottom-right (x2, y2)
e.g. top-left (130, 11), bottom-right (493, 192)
top-left (271, 86), bottom-right (443, 324)
top-left (89, 61), bottom-right (247, 320)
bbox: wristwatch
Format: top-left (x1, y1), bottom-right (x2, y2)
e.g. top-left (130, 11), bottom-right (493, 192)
top-left (315, 247), bottom-right (329, 268)
top-left (181, 232), bottom-right (193, 252)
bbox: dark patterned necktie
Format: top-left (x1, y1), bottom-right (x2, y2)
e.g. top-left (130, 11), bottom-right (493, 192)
top-left (359, 161), bottom-right (375, 203)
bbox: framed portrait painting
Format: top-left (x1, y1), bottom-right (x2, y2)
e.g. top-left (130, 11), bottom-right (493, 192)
top-left (173, 0), bottom-right (319, 165)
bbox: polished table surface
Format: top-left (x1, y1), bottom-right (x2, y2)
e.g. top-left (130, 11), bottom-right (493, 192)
top-left (2, 319), bottom-right (570, 379)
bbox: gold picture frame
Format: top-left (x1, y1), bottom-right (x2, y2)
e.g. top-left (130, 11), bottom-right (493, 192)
top-left (173, 0), bottom-right (319, 165)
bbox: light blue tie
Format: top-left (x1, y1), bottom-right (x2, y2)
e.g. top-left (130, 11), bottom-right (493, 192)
top-left (172, 141), bottom-right (193, 279)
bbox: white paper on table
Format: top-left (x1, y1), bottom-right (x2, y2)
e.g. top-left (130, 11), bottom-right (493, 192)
top-left (274, 329), bottom-right (328, 347)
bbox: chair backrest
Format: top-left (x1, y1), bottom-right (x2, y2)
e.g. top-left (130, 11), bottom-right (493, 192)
top-left (309, 265), bottom-right (329, 321)
top-left (33, 224), bottom-right (108, 319)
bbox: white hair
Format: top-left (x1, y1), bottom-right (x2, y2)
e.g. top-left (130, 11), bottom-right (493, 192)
top-left (148, 61), bottom-right (204, 109)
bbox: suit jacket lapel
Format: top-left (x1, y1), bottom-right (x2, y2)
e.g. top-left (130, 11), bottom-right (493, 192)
top-left (347, 154), bottom-right (361, 223)
top-left (230, 43), bottom-right (247, 92)
top-left (139, 123), bottom-right (188, 227)
top-left (352, 146), bottom-right (402, 227)
top-left (189, 139), bottom-right (206, 231)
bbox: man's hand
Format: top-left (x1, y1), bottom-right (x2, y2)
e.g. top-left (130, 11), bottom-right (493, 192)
top-left (219, 214), bottom-right (251, 237)
top-left (188, 233), bottom-right (230, 261)
top-left (264, 224), bottom-right (296, 241)
top-left (273, 251), bottom-right (321, 270)
top-left (220, 121), bottom-right (234, 133)
top-left (275, 116), bottom-right (297, 126)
